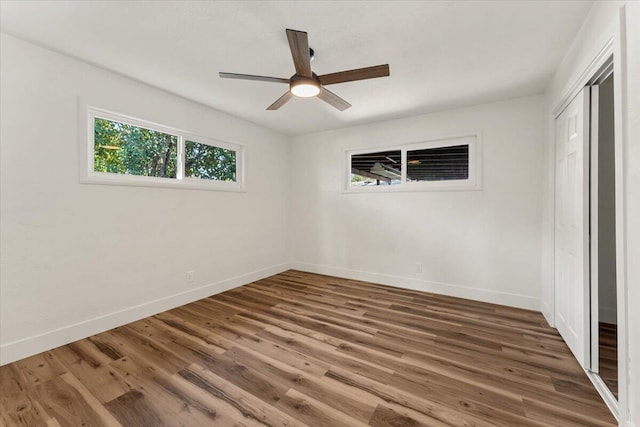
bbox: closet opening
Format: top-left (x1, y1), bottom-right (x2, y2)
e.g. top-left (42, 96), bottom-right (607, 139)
top-left (590, 69), bottom-right (618, 400)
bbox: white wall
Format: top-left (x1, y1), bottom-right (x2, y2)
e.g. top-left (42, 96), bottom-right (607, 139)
top-left (289, 95), bottom-right (545, 310)
top-left (0, 34), bottom-right (290, 365)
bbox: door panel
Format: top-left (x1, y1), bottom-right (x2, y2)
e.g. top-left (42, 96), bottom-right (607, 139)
top-left (555, 87), bottom-right (590, 368)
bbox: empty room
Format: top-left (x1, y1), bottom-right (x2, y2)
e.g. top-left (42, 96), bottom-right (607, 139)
top-left (1, 1), bottom-right (638, 426)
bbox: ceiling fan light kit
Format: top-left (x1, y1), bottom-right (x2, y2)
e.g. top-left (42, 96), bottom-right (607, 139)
top-left (290, 75), bottom-right (321, 98)
top-left (219, 29), bottom-right (390, 111)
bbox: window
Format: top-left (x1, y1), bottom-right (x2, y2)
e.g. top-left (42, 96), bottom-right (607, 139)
top-left (93, 118), bottom-right (178, 178)
top-left (83, 107), bottom-right (244, 191)
top-left (406, 144), bottom-right (469, 182)
top-left (184, 140), bottom-right (236, 182)
top-left (351, 150), bottom-right (401, 186)
top-left (346, 134), bottom-right (480, 191)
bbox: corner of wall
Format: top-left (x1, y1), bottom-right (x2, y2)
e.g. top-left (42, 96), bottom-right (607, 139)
top-left (291, 262), bottom-right (541, 312)
top-left (284, 133), bottom-right (296, 263)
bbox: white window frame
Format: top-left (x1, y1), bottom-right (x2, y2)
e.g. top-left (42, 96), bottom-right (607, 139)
top-left (81, 106), bottom-right (245, 192)
top-left (344, 133), bottom-right (482, 193)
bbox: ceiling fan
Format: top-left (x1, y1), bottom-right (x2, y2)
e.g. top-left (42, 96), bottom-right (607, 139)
top-left (219, 29), bottom-right (390, 111)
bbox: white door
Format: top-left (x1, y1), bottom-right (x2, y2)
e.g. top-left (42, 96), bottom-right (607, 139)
top-left (555, 87), bottom-right (590, 368)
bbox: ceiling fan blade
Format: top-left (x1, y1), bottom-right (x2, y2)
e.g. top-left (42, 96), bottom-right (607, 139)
top-left (267, 91), bottom-right (293, 110)
top-left (317, 87), bottom-right (351, 111)
top-left (318, 64), bottom-right (390, 86)
top-left (219, 72), bottom-right (289, 84)
top-left (286, 29), bottom-right (312, 78)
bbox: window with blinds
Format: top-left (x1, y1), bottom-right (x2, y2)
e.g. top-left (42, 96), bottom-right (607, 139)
top-left (346, 134), bottom-right (480, 191)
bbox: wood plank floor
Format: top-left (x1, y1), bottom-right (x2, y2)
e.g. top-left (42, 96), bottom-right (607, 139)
top-left (599, 322), bottom-right (618, 398)
top-left (1, 270), bottom-right (616, 426)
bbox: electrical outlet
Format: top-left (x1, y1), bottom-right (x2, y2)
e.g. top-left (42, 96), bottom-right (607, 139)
top-left (416, 262), bottom-right (423, 274)
top-left (186, 270), bottom-right (194, 283)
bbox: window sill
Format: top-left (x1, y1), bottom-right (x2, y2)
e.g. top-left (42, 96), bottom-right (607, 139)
top-left (80, 172), bottom-right (246, 192)
top-left (343, 181), bottom-right (482, 193)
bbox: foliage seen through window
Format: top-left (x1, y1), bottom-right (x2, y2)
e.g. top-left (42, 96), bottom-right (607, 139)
top-left (94, 118), bottom-right (177, 178)
top-left (185, 140), bottom-right (236, 182)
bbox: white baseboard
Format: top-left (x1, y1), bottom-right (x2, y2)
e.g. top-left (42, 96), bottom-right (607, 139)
top-left (0, 261), bottom-right (543, 365)
top-left (291, 262), bottom-right (540, 311)
top-left (0, 262), bottom-right (290, 366)
top-left (599, 306), bottom-right (618, 324)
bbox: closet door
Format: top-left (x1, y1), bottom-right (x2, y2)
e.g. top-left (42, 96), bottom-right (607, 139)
top-left (554, 87), bottom-right (590, 368)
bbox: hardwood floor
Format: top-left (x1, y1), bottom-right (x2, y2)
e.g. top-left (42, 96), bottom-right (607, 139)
top-left (1, 270), bottom-right (616, 426)
top-left (599, 322), bottom-right (618, 398)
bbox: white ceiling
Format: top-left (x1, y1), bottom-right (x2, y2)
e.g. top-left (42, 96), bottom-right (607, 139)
top-left (0, 1), bottom-right (592, 136)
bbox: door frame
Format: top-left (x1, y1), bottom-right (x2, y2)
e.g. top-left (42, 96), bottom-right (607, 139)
top-left (589, 62), bottom-right (619, 415)
top-left (550, 6), bottom-right (630, 423)
top-left (589, 81), bottom-right (600, 375)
